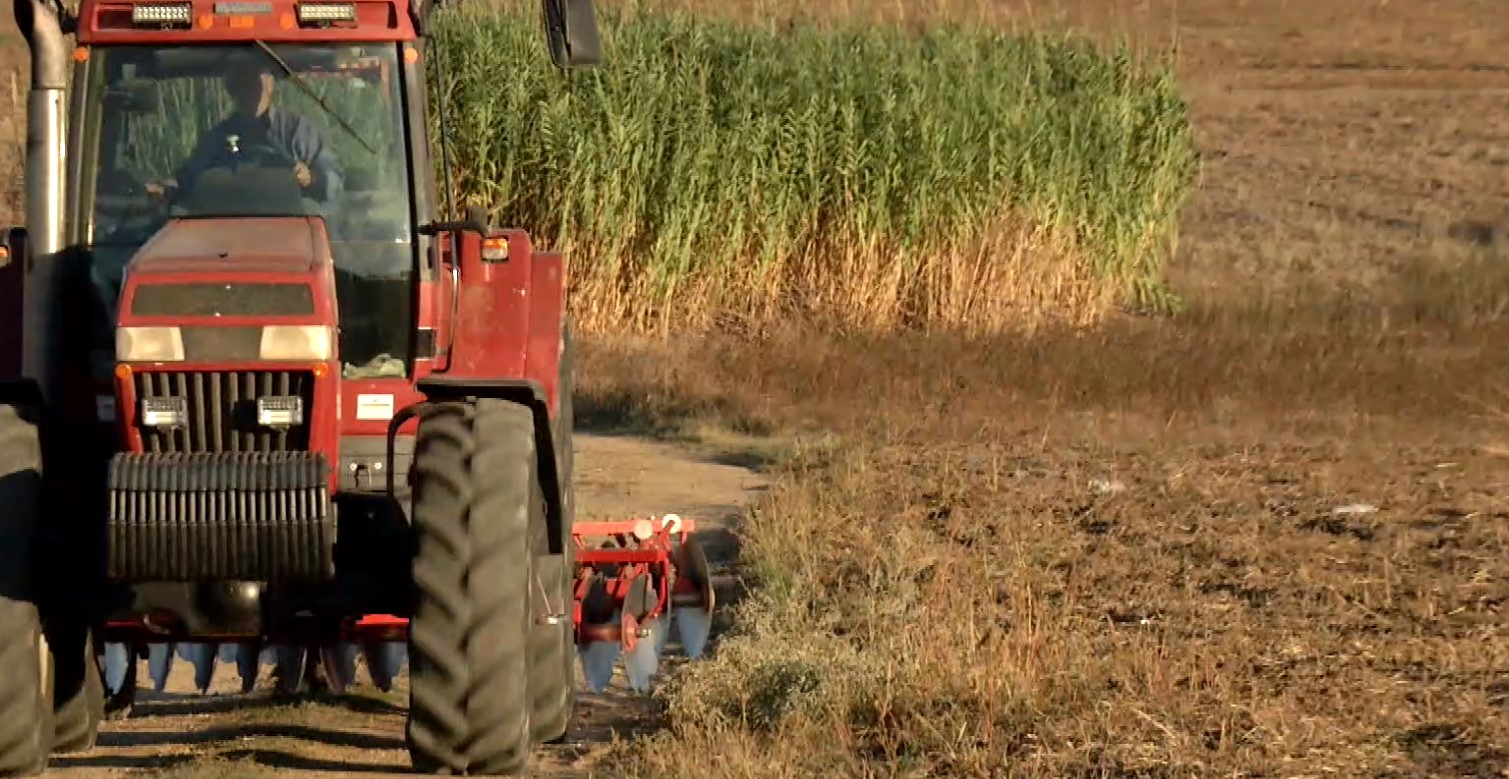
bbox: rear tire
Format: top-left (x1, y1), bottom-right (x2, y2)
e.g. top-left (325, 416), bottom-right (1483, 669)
top-left (0, 403), bottom-right (53, 776)
top-left (407, 399), bottom-right (536, 775)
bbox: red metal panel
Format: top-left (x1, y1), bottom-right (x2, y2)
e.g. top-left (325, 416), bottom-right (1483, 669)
top-left (116, 216), bottom-right (338, 329)
top-left (442, 229), bottom-right (530, 382)
top-left (337, 376), bottom-right (425, 437)
top-left (77, 0), bottom-right (418, 44)
top-left (423, 229), bottom-right (568, 423)
top-left (525, 249), bottom-right (565, 419)
top-left (124, 217), bottom-right (326, 274)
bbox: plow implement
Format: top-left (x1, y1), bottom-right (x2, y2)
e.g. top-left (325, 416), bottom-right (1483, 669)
top-left (99, 514), bottom-right (718, 700)
top-left (573, 515), bottom-right (717, 693)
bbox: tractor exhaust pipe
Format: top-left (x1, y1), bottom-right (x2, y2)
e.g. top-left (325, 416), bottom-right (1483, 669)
top-left (13, 0), bottom-right (68, 402)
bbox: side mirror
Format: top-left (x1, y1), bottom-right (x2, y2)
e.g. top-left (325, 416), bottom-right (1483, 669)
top-left (542, 0), bottom-right (602, 68)
top-left (464, 203), bottom-right (491, 233)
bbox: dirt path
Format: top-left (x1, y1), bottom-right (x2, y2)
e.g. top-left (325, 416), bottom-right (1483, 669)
top-left (46, 431), bottom-right (768, 779)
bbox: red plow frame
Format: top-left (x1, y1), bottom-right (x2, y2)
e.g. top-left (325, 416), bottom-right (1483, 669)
top-left (571, 514), bottom-right (717, 692)
top-left (99, 513), bottom-right (717, 697)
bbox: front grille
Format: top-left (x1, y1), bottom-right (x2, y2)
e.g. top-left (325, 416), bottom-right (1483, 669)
top-left (133, 370), bottom-right (315, 454)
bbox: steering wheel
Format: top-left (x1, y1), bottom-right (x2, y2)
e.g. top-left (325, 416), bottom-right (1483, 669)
top-left (232, 141), bottom-right (299, 173)
top-left (172, 139), bottom-right (326, 217)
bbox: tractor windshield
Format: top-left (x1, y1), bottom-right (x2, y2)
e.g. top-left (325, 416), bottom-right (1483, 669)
top-left (80, 42), bottom-right (416, 378)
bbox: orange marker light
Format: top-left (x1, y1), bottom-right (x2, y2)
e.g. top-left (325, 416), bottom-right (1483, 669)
top-left (114, 364), bottom-right (132, 380)
top-left (404, 45), bottom-right (420, 64)
top-left (481, 237), bottom-right (508, 262)
top-left (72, 47), bottom-right (89, 62)
top-left (196, 14), bottom-right (212, 28)
top-left (312, 363), bottom-right (328, 378)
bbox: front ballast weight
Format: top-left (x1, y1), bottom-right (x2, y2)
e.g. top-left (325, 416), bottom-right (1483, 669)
top-left (573, 514), bottom-right (716, 694)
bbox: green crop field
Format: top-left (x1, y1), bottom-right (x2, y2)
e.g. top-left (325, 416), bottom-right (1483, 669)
top-left (429, 1), bottom-right (1199, 334)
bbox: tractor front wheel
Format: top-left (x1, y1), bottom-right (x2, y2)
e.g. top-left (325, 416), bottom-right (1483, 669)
top-left (407, 399), bottom-right (542, 775)
top-left (49, 623), bottom-right (104, 754)
top-left (0, 403), bottom-right (54, 777)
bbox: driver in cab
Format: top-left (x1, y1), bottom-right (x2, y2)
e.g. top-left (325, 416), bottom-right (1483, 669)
top-left (145, 52), bottom-right (343, 205)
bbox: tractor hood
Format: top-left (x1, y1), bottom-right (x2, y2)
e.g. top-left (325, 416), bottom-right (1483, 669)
top-left (117, 216), bottom-right (339, 331)
top-left (128, 217), bottom-right (335, 277)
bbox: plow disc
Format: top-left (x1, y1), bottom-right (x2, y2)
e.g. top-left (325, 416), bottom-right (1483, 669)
top-left (125, 638), bottom-right (408, 697)
top-left (572, 514), bottom-right (716, 693)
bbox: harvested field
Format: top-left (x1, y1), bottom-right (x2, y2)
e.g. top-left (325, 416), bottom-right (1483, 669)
top-left (572, 322), bottom-right (1509, 777)
top-left (1, 0), bottom-right (1507, 777)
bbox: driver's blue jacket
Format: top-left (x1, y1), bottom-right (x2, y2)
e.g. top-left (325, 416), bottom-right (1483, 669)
top-left (174, 108), bottom-right (344, 203)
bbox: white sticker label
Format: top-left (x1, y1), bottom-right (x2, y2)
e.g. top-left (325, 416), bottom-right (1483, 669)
top-left (96, 395), bottom-right (116, 422)
top-left (355, 394), bottom-right (395, 421)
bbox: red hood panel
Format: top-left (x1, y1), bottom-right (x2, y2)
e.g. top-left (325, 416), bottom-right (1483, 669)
top-left (129, 217), bottom-right (331, 276)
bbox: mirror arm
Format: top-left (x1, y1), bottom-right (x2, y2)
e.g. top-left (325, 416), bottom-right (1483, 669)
top-left (418, 203), bottom-right (491, 238)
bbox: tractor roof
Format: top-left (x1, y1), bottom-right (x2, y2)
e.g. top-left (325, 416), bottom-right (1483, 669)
top-left (76, 0), bottom-right (423, 45)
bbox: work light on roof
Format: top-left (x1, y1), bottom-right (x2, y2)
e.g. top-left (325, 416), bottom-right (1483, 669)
top-left (296, 2), bottom-right (357, 23)
top-left (130, 2), bottom-right (192, 25)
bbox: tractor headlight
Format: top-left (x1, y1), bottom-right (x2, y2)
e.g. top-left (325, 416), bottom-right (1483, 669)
top-left (140, 396), bottom-right (187, 428)
top-left (259, 325), bottom-right (334, 361)
top-left (116, 326), bottom-right (185, 362)
top-left (130, 2), bottom-right (192, 25)
top-left (256, 396), bottom-right (304, 427)
top-left (296, 2), bottom-right (356, 23)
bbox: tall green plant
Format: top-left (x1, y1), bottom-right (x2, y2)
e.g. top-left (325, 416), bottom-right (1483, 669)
top-left (426, 1), bottom-right (1199, 330)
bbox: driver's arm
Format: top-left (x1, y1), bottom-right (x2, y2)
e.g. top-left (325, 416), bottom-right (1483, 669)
top-left (288, 114), bottom-right (343, 203)
top-left (162, 121), bottom-right (228, 197)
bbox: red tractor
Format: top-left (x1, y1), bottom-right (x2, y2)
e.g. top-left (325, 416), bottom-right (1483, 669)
top-left (0, 0), bottom-right (715, 774)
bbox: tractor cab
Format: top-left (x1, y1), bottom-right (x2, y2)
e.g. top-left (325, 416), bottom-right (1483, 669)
top-left (80, 35), bottom-right (421, 382)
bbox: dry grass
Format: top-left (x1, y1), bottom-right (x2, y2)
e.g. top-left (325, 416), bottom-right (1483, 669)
top-left (570, 321), bottom-right (1509, 778)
